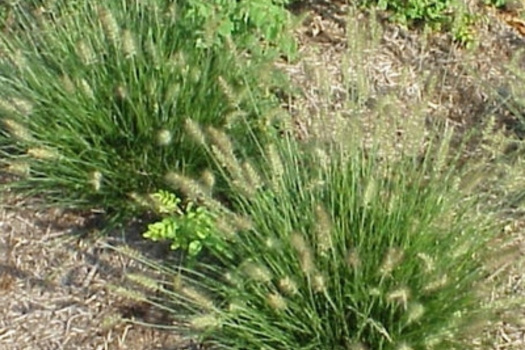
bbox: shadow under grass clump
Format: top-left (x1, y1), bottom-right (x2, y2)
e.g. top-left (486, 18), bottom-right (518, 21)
top-left (0, 0), bottom-right (289, 221)
top-left (112, 120), bottom-right (524, 350)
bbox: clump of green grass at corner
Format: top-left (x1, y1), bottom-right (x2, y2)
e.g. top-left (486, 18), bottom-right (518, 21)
top-left (114, 119), bottom-right (523, 349)
top-left (359, 0), bottom-right (479, 46)
top-left (0, 0), bottom-right (294, 221)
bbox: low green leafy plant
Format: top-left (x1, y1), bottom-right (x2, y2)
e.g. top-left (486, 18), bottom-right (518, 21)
top-left (180, 0), bottom-right (298, 59)
top-left (0, 0), bottom-right (288, 220)
top-left (112, 119), bottom-right (523, 349)
top-left (358, 0), bottom-right (453, 29)
top-left (484, 0), bottom-right (508, 8)
top-left (140, 190), bottom-right (224, 258)
top-left (360, 0), bottom-right (478, 46)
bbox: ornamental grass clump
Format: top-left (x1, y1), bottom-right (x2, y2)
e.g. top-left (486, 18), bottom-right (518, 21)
top-left (0, 0), bottom-right (286, 217)
top-left (111, 118), bottom-right (524, 349)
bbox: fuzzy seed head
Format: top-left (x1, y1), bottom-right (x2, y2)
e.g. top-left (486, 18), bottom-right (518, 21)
top-left (200, 169), bottom-right (215, 191)
top-left (435, 126), bottom-right (453, 173)
top-left (76, 40), bottom-right (96, 65)
top-left (214, 218), bottom-right (237, 240)
top-left (126, 273), bottom-right (159, 292)
top-left (314, 205), bottom-right (333, 255)
top-left (300, 252), bottom-right (315, 276)
top-left (164, 172), bottom-right (206, 200)
top-left (267, 292), bottom-right (287, 311)
top-left (0, 97), bottom-right (33, 116)
top-left (114, 85), bottom-right (127, 100)
top-left (265, 237), bottom-right (281, 250)
top-left (347, 342), bottom-right (368, 350)
top-left (387, 287), bottom-right (410, 309)
top-left (423, 335), bottom-right (441, 348)
top-left (184, 118), bottom-right (206, 146)
top-left (379, 247), bottom-right (404, 277)
top-left (13, 98), bottom-right (33, 116)
top-left (423, 274), bottom-right (449, 293)
top-left (314, 147), bottom-right (331, 170)
top-left (60, 74), bottom-right (76, 94)
top-left (242, 261), bottom-right (272, 284)
top-left (165, 3), bottom-right (177, 19)
top-left (98, 7), bottom-right (120, 46)
top-left (31, 6), bottom-right (46, 24)
top-left (224, 272), bottom-right (243, 288)
top-left (211, 144), bottom-right (243, 181)
top-left (217, 75), bottom-right (238, 107)
top-left (172, 274), bottom-right (183, 291)
top-left (242, 161), bottom-right (263, 191)
top-left (406, 302), bottom-right (425, 325)
top-left (267, 144), bottom-right (284, 191)
top-left (346, 248), bottom-right (361, 270)
top-left (156, 129), bottom-right (172, 146)
top-left (230, 214), bottom-right (254, 232)
top-left (6, 161), bottom-right (30, 177)
top-left (290, 232), bottom-right (308, 253)
top-left (363, 178), bottom-right (377, 207)
top-left (201, 196), bottom-right (228, 215)
top-left (27, 147), bottom-right (61, 160)
top-left (0, 99), bottom-right (19, 116)
top-left (188, 66), bottom-right (201, 83)
top-left (2, 118), bottom-right (33, 142)
top-left (170, 51), bottom-right (188, 72)
top-left (290, 233), bottom-right (315, 276)
top-left (90, 171), bottom-right (102, 191)
top-left (224, 36), bottom-right (239, 58)
top-left (228, 301), bottom-right (245, 313)
top-left (224, 110), bottom-right (248, 129)
top-left (278, 276), bottom-right (299, 296)
top-left (207, 126), bottom-right (234, 155)
top-left (122, 30), bottom-right (137, 58)
top-left (312, 273), bottom-right (327, 293)
top-left (78, 79), bottom-right (94, 99)
top-left (118, 245), bottom-right (143, 260)
top-left (369, 288), bottom-right (382, 296)
top-left (190, 314), bottom-right (221, 330)
top-left (417, 252), bottom-right (435, 273)
top-left (109, 285), bottom-right (146, 302)
top-left (396, 343), bottom-right (413, 350)
top-left (181, 286), bottom-right (214, 310)
top-left (450, 241), bottom-right (473, 259)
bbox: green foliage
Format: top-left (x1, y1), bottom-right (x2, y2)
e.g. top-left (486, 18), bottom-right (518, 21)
top-left (116, 122), bottom-right (522, 350)
top-left (180, 0), bottom-right (298, 59)
top-left (142, 190), bottom-right (220, 257)
top-left (363, 0), bottom-right (452, 28)
top-left (0, 0), bottom-right (289, 218)
top-left (360, 0), bottom-right (478, 45)
top-left (484, 0), bottom-right (507, 8)
top-left (452, 11), bottom-right (478, 48)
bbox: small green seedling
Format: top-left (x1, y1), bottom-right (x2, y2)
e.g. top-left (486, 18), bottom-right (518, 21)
top-left (143, 190), bottom-right (222, 257)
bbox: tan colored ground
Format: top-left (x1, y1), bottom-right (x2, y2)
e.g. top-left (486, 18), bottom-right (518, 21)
top-left (0, 188), bottom-right (197, 350)
top-left (1, 1), bottom-right (525, 349)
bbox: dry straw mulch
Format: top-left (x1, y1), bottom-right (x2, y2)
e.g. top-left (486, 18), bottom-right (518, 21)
top-left (0, 189), bottom-right (196, 350)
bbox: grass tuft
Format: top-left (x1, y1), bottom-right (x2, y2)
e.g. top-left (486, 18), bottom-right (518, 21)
top-left (110, 116), bottom-right (523, 349)
top-left (0, 0), bottom-right (286, 219)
